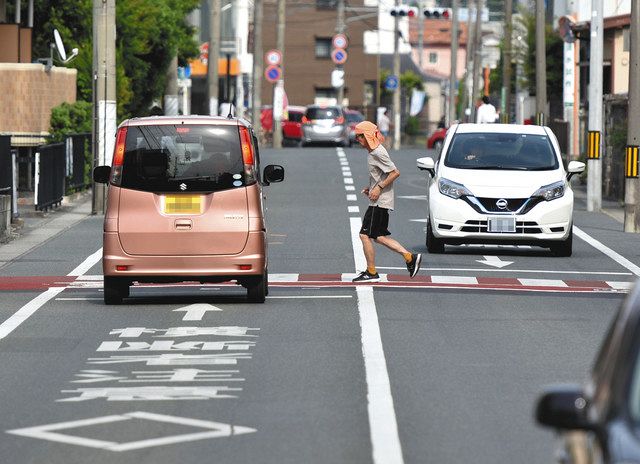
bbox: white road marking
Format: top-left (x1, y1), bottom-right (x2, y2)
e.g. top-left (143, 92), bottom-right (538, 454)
top-left (409, 218), bottom-right (428, 223)
top-left (7, 411), bottom-right (255, 451)
top-left (345, 185), bottom-right (356, 191)
top-left (397, 195), bottom-right (427, 200)
top-left (173, 304), bottom-right (222, 321)
top-left (56, 298), bottom-right (103, 301)
top-left (606, 281), bottom-right (635, 290)
top-left (269, 273), bottom-right (299, 282)
top-left (266, 295), bottom-right (353, 299)
top-left (518, 278), bottom-right (568, 287)
top-left (348, 206), bottom-right (360, 213)
top-left (349, 214), bottom-right (404, 463)
top-left (431, 275), bottom-right (478, 285)
top-left (574, 226), bottom-right (640, 276)
top-left (375, 266), bottom-right (632, 276)
top-left (0, 248), bottom-right (102, 340)
top-left (346, 194), bottom-right (358, 201)
top-left (475, 255), bottom-right (514, 268)
top-left (344, 177), bottom-right (354, 184)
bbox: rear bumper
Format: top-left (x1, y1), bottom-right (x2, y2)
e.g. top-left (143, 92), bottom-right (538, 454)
top-left (103, 230), bottom-right (266, 280)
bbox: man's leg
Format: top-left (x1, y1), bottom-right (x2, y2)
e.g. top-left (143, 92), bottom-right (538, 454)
top-left (360, 233), bottom-right (376, 269)
top-left (376, 235), bottom-right (423, 278)
top-left (374, 235), bottom-right (409, 255)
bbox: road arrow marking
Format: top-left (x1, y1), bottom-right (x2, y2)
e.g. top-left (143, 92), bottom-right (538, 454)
top-left (173, 304), bottom-right (222, 321)
top-left (475, 255), bottom-right (514, 268)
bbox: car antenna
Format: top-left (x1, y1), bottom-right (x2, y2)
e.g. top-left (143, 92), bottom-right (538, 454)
top-left (227, 86), bottom-right (236, 119)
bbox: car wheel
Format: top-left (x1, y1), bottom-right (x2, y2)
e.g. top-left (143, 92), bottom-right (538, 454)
top-left (104, 276), bottom-right (129, 305)
top-left (247, 271), bottom-right (267, 303)
top-left (433, 140), bottom-right (443, 152)
top-left (426, 217), bottom-right (445, 254)
top-left (550, 226), bottom-right (573, 257)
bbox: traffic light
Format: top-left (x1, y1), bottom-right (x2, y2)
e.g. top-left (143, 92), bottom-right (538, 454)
top-left (389, 6), bottom-right (418, 17)
top-left (423, 7), bottom-right (450, 19)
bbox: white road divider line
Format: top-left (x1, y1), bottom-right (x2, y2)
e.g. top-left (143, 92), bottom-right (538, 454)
top-left (346, 194), bottom-right (358, 201)
top-left (348, 206), bottom-right (360, 214)
top-left (574, 226), bottom-right (640, 276)
top-left (518, 278), bottom-right (568, 287)
top-left (0, 248), bottom-right (102, 340)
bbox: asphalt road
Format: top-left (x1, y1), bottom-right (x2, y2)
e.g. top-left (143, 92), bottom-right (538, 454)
top-left (0, 144), bottom-right (636, 464)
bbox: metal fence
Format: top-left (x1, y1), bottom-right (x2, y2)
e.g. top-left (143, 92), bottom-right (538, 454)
top-left (66, 134), bottom-right (92, 192)
top-left (0, 136), bottom-right (11, 195)
top-left (35, 143), bottom-right (66, 211)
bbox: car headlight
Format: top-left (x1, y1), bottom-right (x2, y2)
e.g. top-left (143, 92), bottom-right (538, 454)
top-left (438, 178), bottom-right (473, 199)
top-left (533, 180), bottom-right (565, 201)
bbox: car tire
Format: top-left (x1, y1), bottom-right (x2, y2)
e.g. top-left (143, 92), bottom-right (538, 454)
top-left (550, 226), bottom-right (573, 257)
top-left (247, 271), bottom-right (267, 303)
top-left (426, 217), bottom-right (445, 254)
top-left (104, 276), bottom-right (129, 305)
top-left (433, 140), bottom-right (443, 152)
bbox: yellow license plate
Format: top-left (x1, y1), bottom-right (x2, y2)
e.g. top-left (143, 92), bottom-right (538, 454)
top-left (164, 195), bottom-right (202, 214)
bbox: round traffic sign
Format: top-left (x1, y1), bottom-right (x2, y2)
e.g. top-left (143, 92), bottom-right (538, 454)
top-left (265, 49), bottom-right (282, 66)
top-left (331, 48), bottom-right (348, 65)
top-left (332, 34), bottom-right (348, 49)
top-left (264, 64), bottom-right (281, 83)
top-left (384, 75), bottom-right (399, 90)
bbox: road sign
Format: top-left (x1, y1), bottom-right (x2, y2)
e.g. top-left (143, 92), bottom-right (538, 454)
top-left (331, 48), bottom-right (348, 65)
top-left (265, 49), bottom-right (282, 66)
top-left (331, 69), bottom-right (345, 88)
top-left (264, 65), bottom-right (281, 83)
top-left (384, 75), bottom-right (399, 90)
top-left (332, 34), bottom-right (348, 49)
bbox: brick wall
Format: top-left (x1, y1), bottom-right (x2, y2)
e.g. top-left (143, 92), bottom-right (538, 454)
top-left (0, 63), bottom-right (77, 135)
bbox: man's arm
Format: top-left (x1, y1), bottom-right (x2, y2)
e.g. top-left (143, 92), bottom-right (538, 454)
top-left (369, 169), bottom-right (400, 201)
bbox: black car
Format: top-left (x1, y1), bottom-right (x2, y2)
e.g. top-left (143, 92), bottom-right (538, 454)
top-left (536, 281), bottom-right (640, 463)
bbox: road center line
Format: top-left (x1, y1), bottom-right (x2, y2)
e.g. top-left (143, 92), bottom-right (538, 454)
top-left (0, 248), bottom-right (102, 340)
top-left (574, 226), bottom-right (640, 276)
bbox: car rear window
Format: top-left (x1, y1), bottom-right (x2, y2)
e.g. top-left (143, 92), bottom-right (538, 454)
top-left (345, 112), bottom-right (364, 123)
top-left (288, 111), bottom-right (303, 123)
top-left (306, 107), bottom-right (341, 120)
top-left (120, 124), bottom-right (245, 193)
top-left (444, 132), bottom-right (558, 170)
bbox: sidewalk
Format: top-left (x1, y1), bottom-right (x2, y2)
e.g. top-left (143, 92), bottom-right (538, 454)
top-left (572, 182), bottom-right (624, 224)
top-left (0, 190), bottom-right (94, 269)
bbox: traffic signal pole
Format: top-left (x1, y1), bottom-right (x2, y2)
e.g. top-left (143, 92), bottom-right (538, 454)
top-left (272, 0), bottom-right (285, 149)
top-left (587, 0), bottom-right (603, 212)
top-left (624, 0), bottom-right (640, 231)
top-left (336, 0), bottom-right (345, 106)
top-left (470, 0), bottom-right (483, 122)
top-left (251, 0), bottom-right (263, 129)
top-left (208, 0), bottom-right (221, 116)
top-left (392, 0), bottom-right (401, 150)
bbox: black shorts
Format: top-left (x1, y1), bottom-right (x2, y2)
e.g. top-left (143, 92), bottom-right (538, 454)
top-left (360, 206), bottom-right (391, 239)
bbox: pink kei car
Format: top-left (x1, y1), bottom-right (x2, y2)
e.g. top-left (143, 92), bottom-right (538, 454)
top-left (93, 116), bottom-right (284, 304)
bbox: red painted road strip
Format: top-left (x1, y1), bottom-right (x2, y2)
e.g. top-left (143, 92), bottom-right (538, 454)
top-left (0, 276), bottom-right (75, 291)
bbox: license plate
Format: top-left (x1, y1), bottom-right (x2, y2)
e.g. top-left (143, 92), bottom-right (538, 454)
top-left (314, 126), bottom-right (330, 134)
top-left (163, 195), bottom-right (202, 214)
top-left (487, 216), bottom-right (516, 233)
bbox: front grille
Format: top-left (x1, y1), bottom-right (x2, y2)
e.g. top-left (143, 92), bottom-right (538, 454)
top-left (460, 220), bottom-right (542, 234)
top-left (476, 197), bottom-right (527, 213)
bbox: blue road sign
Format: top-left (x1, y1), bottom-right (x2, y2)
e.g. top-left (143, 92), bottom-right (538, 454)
top-left (384, 75), bottom-right (399, 90)
top-left (264, 65), bottom-right (281, 83)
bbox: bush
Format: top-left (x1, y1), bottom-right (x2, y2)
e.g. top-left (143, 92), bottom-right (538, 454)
top-left (49, 101), bottom-right (93, 142)
top-left (404, 116), bottom-right (420, 136)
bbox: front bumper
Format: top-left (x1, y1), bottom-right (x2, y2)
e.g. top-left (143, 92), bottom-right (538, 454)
top-left (429, 187), bottom-right (574, 244)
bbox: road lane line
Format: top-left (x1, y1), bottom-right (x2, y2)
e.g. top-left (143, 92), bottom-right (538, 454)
top-left (375, 266), bottom-right (633, 276)
top-left (349, 218), bottom-right (404, 463)
top-left (574, 226), bottom-right (640, 276)
top-left (0, 248), bottom-right (102, 340)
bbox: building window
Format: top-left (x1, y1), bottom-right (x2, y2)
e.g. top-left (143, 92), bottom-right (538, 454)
top-left (429, 52), bottom-right (438, 64)
top-left (315, 38), bottom-right (332, 58)
top-left (316, 0), bottom-right (336, 9)
top-left (315, 87), bottom-right (337, 105)
top-left (623, 27), bottom-right (630, 52)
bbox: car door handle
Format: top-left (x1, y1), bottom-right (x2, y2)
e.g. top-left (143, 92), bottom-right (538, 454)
top-left (175, 219), bottom-right (192, 230)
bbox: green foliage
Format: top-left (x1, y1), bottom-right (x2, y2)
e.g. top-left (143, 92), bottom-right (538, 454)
top-left (49, 101), bottom-right (93, 142)
top-left (33, 0), bottom-right (200, 121)
top-left (404, 115), bottom-right (420, 136)
top-left (400, 71), bottom-right (422, 91)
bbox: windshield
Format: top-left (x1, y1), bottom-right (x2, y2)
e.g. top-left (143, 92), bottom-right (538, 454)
top-left (120, 125), bottom-right (245, 193)
top-left (444, 132), bottom-right (558, 171)
top-left (306, 107), bottom-right (341, 120)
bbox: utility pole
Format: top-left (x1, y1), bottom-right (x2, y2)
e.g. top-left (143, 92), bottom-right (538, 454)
top-left (463, 0), bottom-right (474, 121)
top-left (336, 0), bottom-right (345, 106)
top-left (447, 0), bottom-right (459, 126)
top-left (534, 0), bottom-right (546, 125)
top-left (251, 0), bottom-right (263, 129)
top-left (272, 0), bottom-right (285, 149)
top-left (91, 0), bottom-right (116, 215)
top-left (392, 0), bottom-right (401, 150)
top-left (164, 56), bottom-right (179, 115)
top-left (207, 0), bottom-right (221, 116)
top-left (501, 0), bottom-right (512, 123)
top-left (418, 0), bottom-right (424, 70)
top-left (586, 0), bottom-right (603, 212)
top-left (470, 0), bottom-right (483, 123)
top-left (624, 0), bottom-right (640, 231)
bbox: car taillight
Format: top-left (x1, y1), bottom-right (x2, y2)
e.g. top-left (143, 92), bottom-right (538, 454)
top-left (238, 125), bottom-right (257, 184)
top-left (302, 116), bottom-right (309, 124)
top-left (110, 126), bottom-right (127, 185)
top-left (335, 116), bottom-right (345, 125)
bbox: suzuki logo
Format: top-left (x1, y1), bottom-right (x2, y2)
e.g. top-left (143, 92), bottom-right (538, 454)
top-left (179, 183), bottom-right (187, 191)
top-left (496, 198), bottom-right (508, 210)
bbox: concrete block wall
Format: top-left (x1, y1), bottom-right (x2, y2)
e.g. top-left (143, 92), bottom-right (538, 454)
top-left (0, 195), bottom-right (10, 240)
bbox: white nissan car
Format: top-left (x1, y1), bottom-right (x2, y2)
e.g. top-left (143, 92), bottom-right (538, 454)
top-left (417, 124), bottom-right (585, 256)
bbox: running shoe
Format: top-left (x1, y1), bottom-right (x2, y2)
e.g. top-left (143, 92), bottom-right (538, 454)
top-left (352, 271), bottom-right (380, 282)
top-left (406, 253), bottom-right (422, 278)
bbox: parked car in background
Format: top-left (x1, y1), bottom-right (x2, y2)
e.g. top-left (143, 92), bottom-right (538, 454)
top-left (301, 105), bottom-right (349, 147)
top-left (427, 126), bottom-right (447, 151)
top-left (260, 106), bottom-right (306, 145)
top-left (345, 109), bottom-right (365, 146)
top-left (417, 123), bottom-right (585, 256)
top-left (92, 115), bottom-right (285, 305)
top-left (536, 280), bottom-right (640, 463)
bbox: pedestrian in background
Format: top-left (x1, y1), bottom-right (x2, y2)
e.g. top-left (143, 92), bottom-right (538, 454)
top-left (352, 121), bottom-right (422, 282)
top-left (476, 95), bottom-right (497, 124)
top-left (377, 108), bottom-right (392, 149)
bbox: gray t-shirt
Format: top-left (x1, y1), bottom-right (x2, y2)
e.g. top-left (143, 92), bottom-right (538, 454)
top-left (367, 145), bottom-right (397, 210)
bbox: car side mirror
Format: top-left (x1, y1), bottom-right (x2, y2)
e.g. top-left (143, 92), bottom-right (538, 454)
top-left (93, 165), bottom-right (111, 184)
top-left (263, 164), bottom-right (285, 186)
top-left (535, 385), bottom-right (594, 431)
top-left (567, 161), bottom-right (585, 181)
top-left (417, 156), bottom-right (435, 177)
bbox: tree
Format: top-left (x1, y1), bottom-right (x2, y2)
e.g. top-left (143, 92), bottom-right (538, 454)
top-left (32, 0), bottom-right (199, 121)
top-left (49, 101), bottom-right (93, 142)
